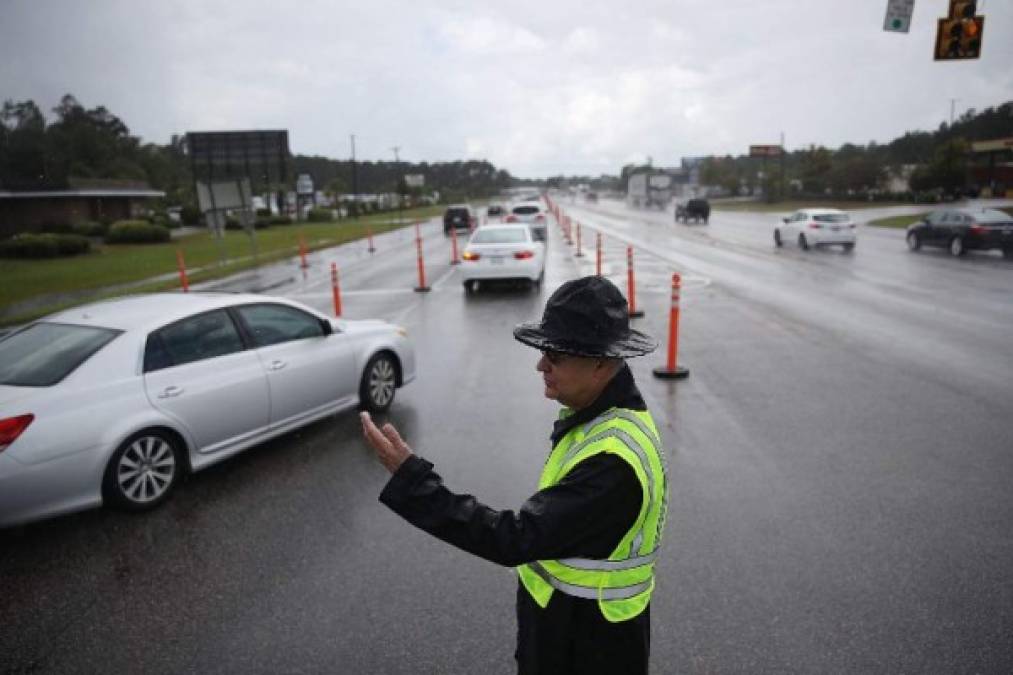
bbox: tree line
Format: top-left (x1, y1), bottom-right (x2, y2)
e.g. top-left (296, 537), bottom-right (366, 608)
top-left (0, 94), bottom-right (515, 206)
top-left (698, 102), bottom-right (1012, 200)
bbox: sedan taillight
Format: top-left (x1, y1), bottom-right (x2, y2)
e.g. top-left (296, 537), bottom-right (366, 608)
top-left (808, 222), bottom-right (823, 229)
top-left (0, 414), bottom-right (34, 452)
top-left (505, 215), bottom-right (518, 223)
top-left (514, 250), bottom-right (535, 259)
top-left (969, 224), bottom-right (986, 235)
top-left (462, 251), bottom-right (480, 261)
top-left (535, 214), bottom-right (545, 222)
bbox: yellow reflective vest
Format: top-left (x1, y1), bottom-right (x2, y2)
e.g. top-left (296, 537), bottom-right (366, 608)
top-left (517, 406), bottom-right (668, 623)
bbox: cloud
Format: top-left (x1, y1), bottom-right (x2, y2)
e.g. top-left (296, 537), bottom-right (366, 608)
top-left (1, 0), bottom-right (1011, 178)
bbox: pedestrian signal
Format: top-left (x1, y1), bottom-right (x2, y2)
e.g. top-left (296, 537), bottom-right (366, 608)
top-left (935, 1), bottom-right (984, 60)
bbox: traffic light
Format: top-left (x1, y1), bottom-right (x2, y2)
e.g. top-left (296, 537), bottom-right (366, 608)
top-left (935, 1), bottom-right (984, 60)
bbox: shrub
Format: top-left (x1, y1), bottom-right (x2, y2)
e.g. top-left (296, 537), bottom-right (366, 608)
top-left (269, 215), bottom-right (293, 226)
top-left (71, 221), bottom-right (108, 237)
top-left (256, 208), bottom-right (272, 217)
top-left (41, 222), bottom-right (74, 234)
top-left (0, 233), bottom-right (91, 258)
top-left (307, 208), bottom-right (333, 222)
top-left (180, 205), bottom-right (201, 225)
top-left (255, 217), bottom-right (272, 229)
top-left (105, 220), bottom-right (171, 244)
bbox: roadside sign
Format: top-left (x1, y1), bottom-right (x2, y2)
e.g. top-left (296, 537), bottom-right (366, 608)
top-left (749, 145), bottom-right (783, 158)
top-left (296, 173), bottom-right (314, 195)
top-left (884, 0), bottom-right (915, 33)
top-left (404, 174), bottom-right (425, 188)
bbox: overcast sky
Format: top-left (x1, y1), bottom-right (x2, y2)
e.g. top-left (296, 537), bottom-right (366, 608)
top-left (2, 0), bottom-right (1011, 177)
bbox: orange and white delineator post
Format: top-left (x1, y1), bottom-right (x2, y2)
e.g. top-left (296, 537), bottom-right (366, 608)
top-left (575, 222), bottom-right (584, 257)
top-left (627, 246), bottom-right (643, 318)
top-left (366, 225), bottom-right (376, 253)
top-left (653, 273), bottom-right (690, 380)
top-left (330, 262), bottom-right (343, 317)
top-left (450, 223), bottom-right (460, 265)
top-left (176, 249), bottom-right (189, 292)
top-left (595, 232), bottom-right (603, 276)
top-left (414, 222), bottom-right (431, 292)
top-left (299, 233), bottom-right (309, 269)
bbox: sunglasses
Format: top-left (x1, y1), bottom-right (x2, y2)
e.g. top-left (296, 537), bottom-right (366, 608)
top-left (541, 350), bottom-right (572, 365)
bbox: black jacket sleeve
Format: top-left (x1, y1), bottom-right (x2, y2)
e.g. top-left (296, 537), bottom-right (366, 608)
top-left (379, 453), bottom-right (642, 567)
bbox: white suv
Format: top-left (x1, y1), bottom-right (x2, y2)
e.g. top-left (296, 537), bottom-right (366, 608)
top-left (775, 209), bottom-right (856, 251)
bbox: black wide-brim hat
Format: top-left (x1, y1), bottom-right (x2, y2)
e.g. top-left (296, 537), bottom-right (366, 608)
top-left (513, 276), bottom-right (657, 358)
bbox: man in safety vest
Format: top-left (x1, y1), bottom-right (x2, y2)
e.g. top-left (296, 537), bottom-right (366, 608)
top-left (361, 275), bottom-right (669, 674)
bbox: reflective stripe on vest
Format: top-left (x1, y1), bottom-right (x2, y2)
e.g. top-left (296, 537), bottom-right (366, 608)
top-left (518, 407), bottom-right (668, 622)
top-left (528, 561), bottom-right (653, 600)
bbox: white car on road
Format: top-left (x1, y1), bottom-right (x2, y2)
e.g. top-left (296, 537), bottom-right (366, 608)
top-left (460, 224), bottom-right (546, 293)
top-left (0, 292), bottom-right (415, 528)
top-left (506, 203), bottom-right (548, 243)
top-left (775, 208), bottom-right (856, 251)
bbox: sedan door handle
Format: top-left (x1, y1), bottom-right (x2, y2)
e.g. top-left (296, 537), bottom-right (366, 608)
top-left (158, 386), bottom-right (184, 399)
top-left (269, 360), bottom-right (287, 371)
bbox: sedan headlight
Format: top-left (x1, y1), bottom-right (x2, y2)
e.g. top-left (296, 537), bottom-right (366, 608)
top-left (395, 326), bottom-right (409, 337)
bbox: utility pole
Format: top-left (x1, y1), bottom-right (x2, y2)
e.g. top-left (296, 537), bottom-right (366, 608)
top-left (350, 134), bottom-right (358, 219)
top-left (950, 98), bottom-right (958, 125)
top-left (392, 145), bottom-right (403, 227)
top-left (780, 131), bottom-right (786, 202)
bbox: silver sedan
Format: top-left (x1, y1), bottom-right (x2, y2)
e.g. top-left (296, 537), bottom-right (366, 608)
top-left (0, 292), bottom-right (416, 528)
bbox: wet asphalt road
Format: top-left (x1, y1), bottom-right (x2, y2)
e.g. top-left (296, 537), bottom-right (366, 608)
top-left (2, 201), bottom-right (1013, 674)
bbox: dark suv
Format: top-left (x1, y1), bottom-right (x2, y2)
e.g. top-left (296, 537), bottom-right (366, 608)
top-left (675, 198), bottom-right (710, 224)
top-left (906, 208), bottom-right (1013, 258)
top-left (443, 205), bottom-right (476, 235)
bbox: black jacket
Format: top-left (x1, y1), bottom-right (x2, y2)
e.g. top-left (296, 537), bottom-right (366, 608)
top-left (379, 365), bottom-right (653, 674)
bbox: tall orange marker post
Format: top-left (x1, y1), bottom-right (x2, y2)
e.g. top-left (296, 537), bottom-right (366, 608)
top-left (595, 232), bottom-right (603, 276)
top-left (627, 246), bottom-right (643, 318)
top-left (176, 249), bottom-right (189, 292)
top-left (414, 222), bottom-right (431, 292)
top-left (330, 262), bottom-right (343, 317)
top-left (450, 224), bottom-right (460, 265)
top-left (653, 273), bottom-right (689, 380)
top-left (575, 222), bottom-right (584, 257)
top-left (366, 226), bottom-right (376, 253)
top-left (299, 233), bottom-right (309, 269)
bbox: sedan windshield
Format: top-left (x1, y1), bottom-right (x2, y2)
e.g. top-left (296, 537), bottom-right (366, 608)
top-left (471, 228), bottom-right (528, 244)
top-left (0, 322), bottom-right (121, 386)
top-left (813, 214), bottom-right (850, 223)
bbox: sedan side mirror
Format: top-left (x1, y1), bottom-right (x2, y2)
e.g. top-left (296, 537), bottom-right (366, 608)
top-left (782, 217), bottom-right (790, 224)
top-left (320, 318), bottom-right (334, 335)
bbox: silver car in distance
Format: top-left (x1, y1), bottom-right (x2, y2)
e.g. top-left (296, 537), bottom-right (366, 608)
top-left (0, 292), bottom-right (416, 528)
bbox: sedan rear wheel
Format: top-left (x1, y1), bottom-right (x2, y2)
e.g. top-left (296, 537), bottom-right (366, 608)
top-left (773, 229), bottom-right (782, 247)
top-left (103, 431), bottom-right (182, 511)
top-left (798, 233), bottom-right (810, 251)
top-left (949, 236), bottom-right (965, 257)
top-left (906, 232), bottom-right (921, 252)
top-left (360, 353), bottom-right (398, 413)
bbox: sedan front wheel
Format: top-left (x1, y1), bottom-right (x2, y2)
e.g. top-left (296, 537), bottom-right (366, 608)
top-left (103, 431), bottom-right (183, 511)
top-left (906, 232), bottom-right (921, 252)
top-left (360, 353), bottom-right (398, 413)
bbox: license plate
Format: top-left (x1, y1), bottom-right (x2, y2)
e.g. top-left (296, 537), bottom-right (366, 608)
top-left (490, 256), bottom-right (504, 265)
top-left (831, 226), bottom-right (841, 232)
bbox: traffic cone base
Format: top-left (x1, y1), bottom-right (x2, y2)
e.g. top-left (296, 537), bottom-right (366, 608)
top-left (652, 366), bottom-right (690, 380)
top-left (414, 286), bottom-right (431, 293)
top-left (629, 309), bottom-right (644, 318)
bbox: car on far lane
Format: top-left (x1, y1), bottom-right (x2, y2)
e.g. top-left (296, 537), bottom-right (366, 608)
top-left (506, 203), bottom-right (548, 243)
top-left (443, 204), bottom-right (476, 235)
top-left (460, 224), bottom-right (545, 293)
top-left (485, 203), bottom-right (508, 220)
top-left (774, 208), bottom-right (856, 251)
top-left (905, 208), bottom-right (1013, 258)
top-left (675, 198), bottom-right (710, 224)
top-left (0, 292), bottom-right (416, 528)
